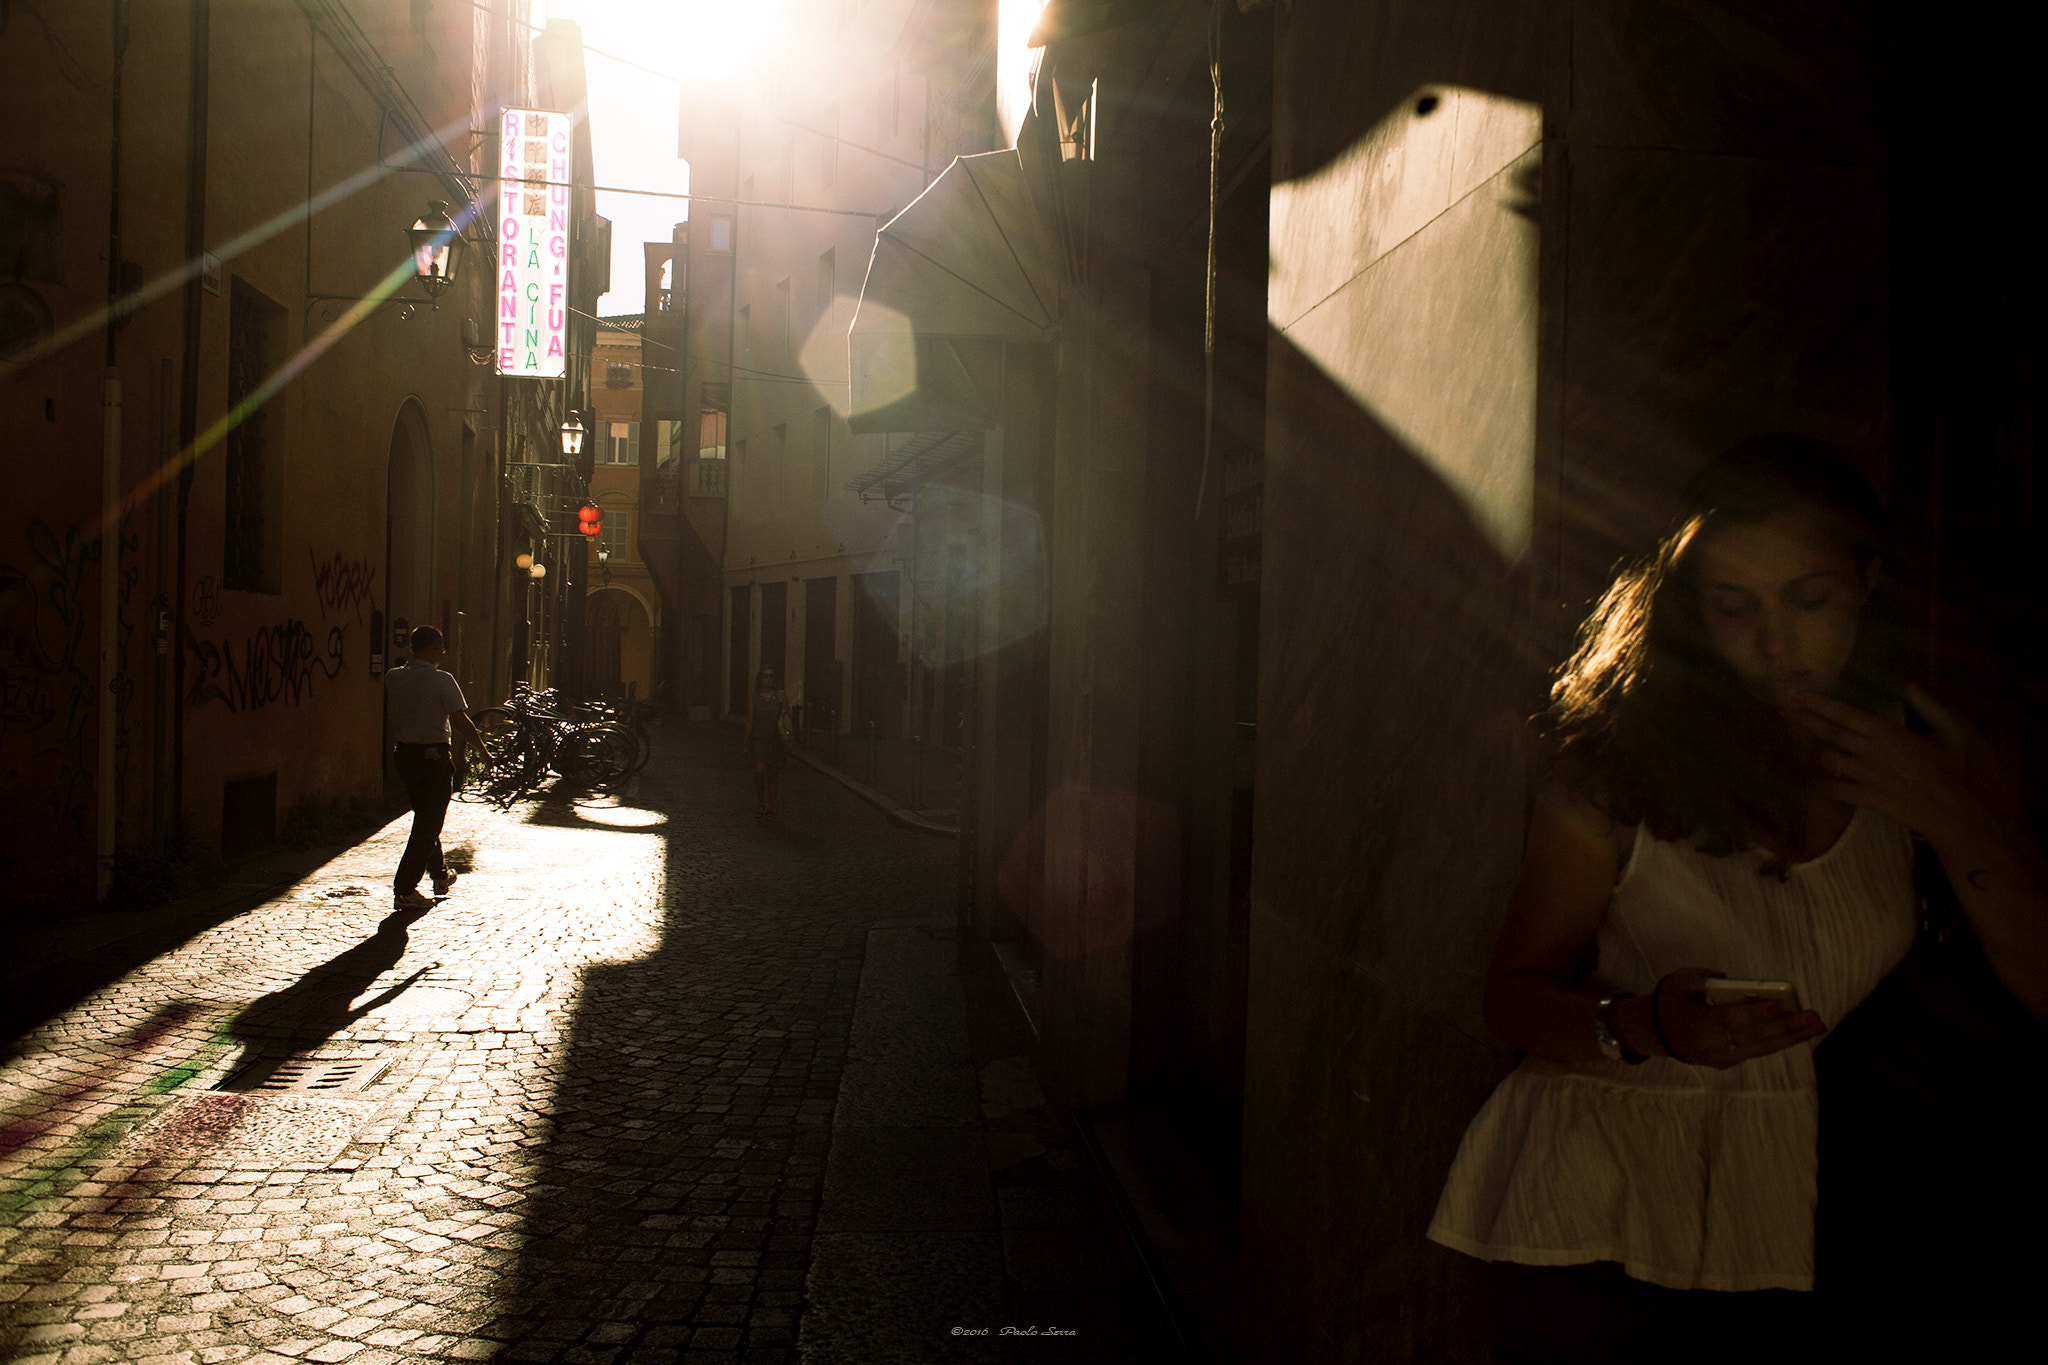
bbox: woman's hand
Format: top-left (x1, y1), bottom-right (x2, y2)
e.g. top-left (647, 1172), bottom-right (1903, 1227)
top-left (1800, 687), bottom-right (2048, 1025)
top-left (1791, 685), bottom-right (2021, 845)
top-left (1646, 969), bottom-right (1828, 1068)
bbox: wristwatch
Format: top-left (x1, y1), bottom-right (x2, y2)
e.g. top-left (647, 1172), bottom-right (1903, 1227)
top-left (1595, 995), bottom-right (1647, 1065)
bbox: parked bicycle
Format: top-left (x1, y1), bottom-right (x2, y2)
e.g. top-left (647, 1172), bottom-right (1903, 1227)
top-left (455, 685), bottom-right (653, 807)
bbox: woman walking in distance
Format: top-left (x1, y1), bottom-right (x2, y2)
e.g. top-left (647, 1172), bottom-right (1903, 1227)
top-left (1427, 436), bottom-right (2048, 1362)
top-left (744, 666), bottom-right (789, 821)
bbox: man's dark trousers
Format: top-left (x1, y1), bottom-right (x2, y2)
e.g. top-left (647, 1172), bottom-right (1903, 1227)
top-left (393, 742), bottom-right (453, 894)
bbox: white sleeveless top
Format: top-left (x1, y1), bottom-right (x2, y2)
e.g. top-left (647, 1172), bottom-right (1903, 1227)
top-left (1427, 806), bottom-right (1916, 1292)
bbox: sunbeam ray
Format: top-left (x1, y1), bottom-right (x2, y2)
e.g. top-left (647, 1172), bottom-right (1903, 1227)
top-left (0, 114), bottom-right (480, 383)
top-left (83, 196), bottom-right (486, 550)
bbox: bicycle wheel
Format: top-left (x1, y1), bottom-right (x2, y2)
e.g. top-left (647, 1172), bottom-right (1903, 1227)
top-left (584, 724), bottom-right (638, 786)
top-left (598, 723), bottom-right (643, 781)
top-left (470, 706), bottom-right (527, 755)
top-left (486, 739), bottom-right (549, 807)
top-left (467, 710), bottom-right (523, 789)
top-left (452, 742), bottom-right (491, 800)
top-left (558, 724), bottom-right (634, 789)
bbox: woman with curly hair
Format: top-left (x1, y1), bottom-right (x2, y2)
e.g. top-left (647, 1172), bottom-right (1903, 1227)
top-left (1427, 435), bottom-right (2048, 1362)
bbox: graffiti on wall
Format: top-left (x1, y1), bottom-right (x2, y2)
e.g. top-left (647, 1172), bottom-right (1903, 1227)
top-left (191, 574), bottom-right (221, 627)
top-left (183, 619), bottom-right (346, 714)
top-left (309, 550), bottom-right (376, 624)
top-left (1, 521), bottom-right (101, 838)
top-left (0, 567), bottom-right (59, 737)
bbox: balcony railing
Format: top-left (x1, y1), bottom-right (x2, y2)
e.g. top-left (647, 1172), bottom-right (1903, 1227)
top-left (693, 459), bottom-right (727, 497)
top-left (646, 463), bottom-right (679, 515)
top-left (507, 460), bottom-right (549, 510)
top-left (506, 461), bottom-right (573, 534)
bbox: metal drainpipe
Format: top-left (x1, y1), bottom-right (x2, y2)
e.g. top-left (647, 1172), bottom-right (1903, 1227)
top-left (489, 377), bottom-right (507, 703)
top-left (97, 0), bottom-right (132, 901)
top-left (724, 209), bottom-right (737, 718)
top-left (173, 0), bottom-right (212, 828)
top-left (153, 358), bottom-right (173, 840)
top-left (98, 367), bottom-right (122, 901)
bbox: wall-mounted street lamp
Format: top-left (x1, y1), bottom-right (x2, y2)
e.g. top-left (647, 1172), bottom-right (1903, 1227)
top-left (408, 201), bottom-right (464, 310)
top-left (462, 318), bottom-right (495, 365)
top-left (529, 562), bottom-right (547, 579)
top-left (304, 198), bottom-right (473, 336)
top-left (560, 413), bottom-right (588, 459)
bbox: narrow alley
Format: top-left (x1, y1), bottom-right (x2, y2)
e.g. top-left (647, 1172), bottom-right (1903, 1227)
top-left (9, 2), bottom-right (2042, 1359)
top-left (0, 727), bottom-right (1164, 1365)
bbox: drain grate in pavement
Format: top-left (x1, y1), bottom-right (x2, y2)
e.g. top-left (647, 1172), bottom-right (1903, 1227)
top-left (219, 1056), bottom-right (394, 1093)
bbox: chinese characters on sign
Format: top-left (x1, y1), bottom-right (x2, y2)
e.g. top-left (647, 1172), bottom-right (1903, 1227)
top-left (497, 108), bottom-right (571, 377)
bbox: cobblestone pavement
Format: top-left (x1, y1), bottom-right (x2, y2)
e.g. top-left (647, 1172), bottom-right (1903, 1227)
top-left (0, 725), bottom-right (1167, 1365)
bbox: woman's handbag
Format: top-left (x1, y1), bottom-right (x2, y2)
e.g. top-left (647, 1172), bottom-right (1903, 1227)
top-left (1815, 839), bottom-right (2047, 1348)
top-left (776, 703), bottom-right (792, 746)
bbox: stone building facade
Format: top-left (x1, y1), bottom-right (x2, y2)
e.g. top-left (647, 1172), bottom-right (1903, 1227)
top-left (1, 2), bottom-right (602, 914)
top-left (673, 0), bottom-right (1000, 737)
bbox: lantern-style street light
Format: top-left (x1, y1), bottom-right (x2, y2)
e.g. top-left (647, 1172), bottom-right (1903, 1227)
top-left (408, 201), bottom-right (463, 308)
top-left (560, 413), bottom-right (588, 459)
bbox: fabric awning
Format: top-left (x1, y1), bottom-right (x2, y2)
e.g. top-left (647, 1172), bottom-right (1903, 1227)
top-left (847, 150), bottom-right (1058, 434)
top-left (846, 430), bottom-right (987, 507)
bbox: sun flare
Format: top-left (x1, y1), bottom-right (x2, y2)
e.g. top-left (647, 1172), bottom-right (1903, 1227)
top-left (537, 0), bottom-right (793, 84)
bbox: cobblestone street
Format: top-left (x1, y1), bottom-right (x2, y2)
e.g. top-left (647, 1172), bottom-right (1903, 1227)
top-left (0, 726), bottom-right (1165, 1365)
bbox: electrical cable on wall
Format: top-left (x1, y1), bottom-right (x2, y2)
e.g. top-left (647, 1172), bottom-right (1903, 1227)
top-left (1193, 0), bottom-right (1225, 524)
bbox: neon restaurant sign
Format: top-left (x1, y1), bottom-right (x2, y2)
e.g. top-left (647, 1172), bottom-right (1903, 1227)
top-left (497, 108), bottom-right (572, 377)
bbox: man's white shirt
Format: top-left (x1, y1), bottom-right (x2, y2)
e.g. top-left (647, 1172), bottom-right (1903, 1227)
top-left (384, 660), bottom-right (467, 744)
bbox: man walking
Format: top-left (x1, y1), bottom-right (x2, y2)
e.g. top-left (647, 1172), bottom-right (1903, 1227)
top-left (384, 625), bottom-right (489, 908)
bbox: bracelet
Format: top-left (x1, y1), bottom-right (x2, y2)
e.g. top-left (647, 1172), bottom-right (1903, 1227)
top-left (1598, 994), bottom-right (1647, 1064)
top-left (1651, 975), bottom-right (1692, 1064)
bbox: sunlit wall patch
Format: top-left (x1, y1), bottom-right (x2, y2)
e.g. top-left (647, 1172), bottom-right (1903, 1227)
top-left (1269, 87), bottom-right (1543, 562)
top-left (498, 107), bottom-right (574, 379)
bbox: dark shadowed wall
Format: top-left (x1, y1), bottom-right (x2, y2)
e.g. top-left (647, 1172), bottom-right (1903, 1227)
top-left (1238, 2), bottom-right (1896, 1359)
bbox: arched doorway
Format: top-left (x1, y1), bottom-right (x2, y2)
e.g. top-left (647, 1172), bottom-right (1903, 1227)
top-left (384, 400), bottom-right (435, 778)
top-left (589, 595), bottom-right (624, 696)
top-left (584, 587), bottom-right (653, 699)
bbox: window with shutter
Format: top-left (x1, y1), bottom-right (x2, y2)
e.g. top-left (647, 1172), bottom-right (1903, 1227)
top-left (601, 509), bottom-right (631, 563)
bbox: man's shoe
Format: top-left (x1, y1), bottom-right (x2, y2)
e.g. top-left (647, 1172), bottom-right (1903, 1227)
top-left (394, 889), bottom-right (433, 909)
top-left (432, 870), bottom-right (457, 897)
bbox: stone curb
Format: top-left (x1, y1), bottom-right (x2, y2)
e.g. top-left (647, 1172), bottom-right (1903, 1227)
top-left (789, 747), bottom-right (959, 839)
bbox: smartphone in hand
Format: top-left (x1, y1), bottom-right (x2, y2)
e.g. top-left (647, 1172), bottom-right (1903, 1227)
top-left (1703, 978), bottom-right (1803, 1010)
